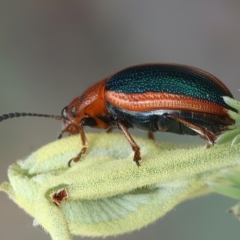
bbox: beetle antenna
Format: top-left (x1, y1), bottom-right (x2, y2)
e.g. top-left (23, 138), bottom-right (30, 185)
top-left (0, 112), bottom-right (62, 122)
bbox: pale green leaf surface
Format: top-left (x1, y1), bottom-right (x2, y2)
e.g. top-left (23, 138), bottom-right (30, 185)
top-left (0, 132), bottom-right (240, 240)
top-left (221, 169), bottom-right (240, 186)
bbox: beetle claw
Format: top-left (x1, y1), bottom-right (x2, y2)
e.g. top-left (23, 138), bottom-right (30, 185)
top-left (133, 157), bottom-right (141, 167)
top-left (68, 155), bottom-right (82, 167)
top-left (135, 159), bottom-right (141, 166)
top-left (68, 159), bottom-right (73, 167)
top-left (68, 155), bottom-right (81, 167)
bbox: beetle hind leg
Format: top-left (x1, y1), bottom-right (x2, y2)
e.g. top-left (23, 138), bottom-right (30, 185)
top-left (168, 115), bottom-right (217, 147)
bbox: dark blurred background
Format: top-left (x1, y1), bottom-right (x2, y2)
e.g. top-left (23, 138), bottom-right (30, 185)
top-left (0, 1), bottom-right (240, 240)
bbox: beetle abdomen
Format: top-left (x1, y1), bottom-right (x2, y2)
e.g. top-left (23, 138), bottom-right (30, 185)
top-left (106, 103), bottom-right (234, 135)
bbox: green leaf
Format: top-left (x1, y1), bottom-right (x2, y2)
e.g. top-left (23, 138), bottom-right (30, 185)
top-left (208, 182), bottom-right (240, 199)
top-left (222, 169), bottom-right (240, 186)
top-left (1, 133), bottom-right (240, 240)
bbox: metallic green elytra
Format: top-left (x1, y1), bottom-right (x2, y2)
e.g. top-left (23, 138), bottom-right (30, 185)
top-left (105, 64), bottom-right (235, 110)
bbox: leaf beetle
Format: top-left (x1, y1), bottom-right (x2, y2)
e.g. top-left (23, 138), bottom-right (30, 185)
top-left (0, 64), bottom-right (237, 166)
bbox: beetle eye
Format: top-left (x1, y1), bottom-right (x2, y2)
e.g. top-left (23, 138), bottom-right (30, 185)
top-left (61, 107), bottom-right (68, 119)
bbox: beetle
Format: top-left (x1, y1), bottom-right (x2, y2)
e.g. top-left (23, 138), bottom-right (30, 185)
top-left (0, 64), bottom-right (236, 166)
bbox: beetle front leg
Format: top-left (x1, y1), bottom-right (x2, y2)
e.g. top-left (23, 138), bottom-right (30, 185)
top-left (117, 122), bottom-right (141, 166)
top-left (68, 126), bottom-right (88, 167)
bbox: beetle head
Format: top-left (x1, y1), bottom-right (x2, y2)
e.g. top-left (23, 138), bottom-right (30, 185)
top-left (58, 79), bottom-right (109, 139)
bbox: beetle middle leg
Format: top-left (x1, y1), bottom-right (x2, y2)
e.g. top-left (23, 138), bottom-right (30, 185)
top-left (147, 131), bottom-right (155, 140)
top-left (168, 114), bottom-right (217, 146)
top-left (117, 122), bottom-right (141, 166)
top-left (106, 126), bottom-right (116, 133)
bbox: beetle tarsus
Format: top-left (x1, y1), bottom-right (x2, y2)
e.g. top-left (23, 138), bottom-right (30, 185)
top-left (134, 160), bottom-right (141, 167)
top-left (133, 146), bottom-right (141, 166)
top-left (198, 127), bottom-right (217, 147)
top-left (68, 145), bottom-right (88, 167)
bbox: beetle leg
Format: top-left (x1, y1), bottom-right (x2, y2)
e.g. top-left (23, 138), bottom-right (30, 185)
top-left (106, 126), bottom-right (116, 133)
top-left (117, 122), bottom-right (141, 166)
top-left (148, 131), bottom-right (155, 140)
top-left (68, 126), bottom-right (88, 167)
top-left (168, 115), bottom-right (217, 146)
